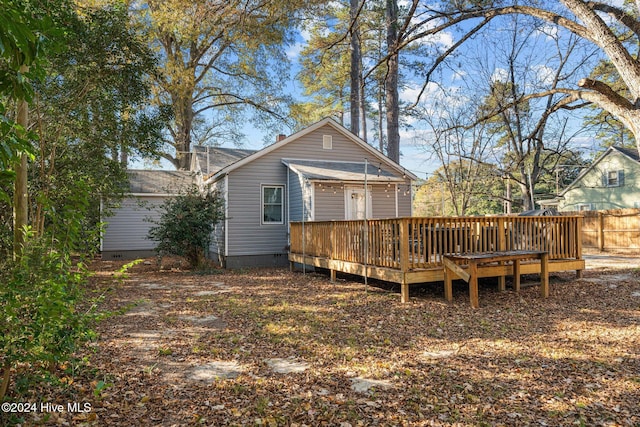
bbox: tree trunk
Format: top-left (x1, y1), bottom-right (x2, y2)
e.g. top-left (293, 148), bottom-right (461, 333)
top-left (0, 362), bottom-right (11, 401)
top-left (378, 83), bottom-right (385, 153)
top-left (359, 78), bottom-right (367, 142)
top-left (349, 0), bottom-right (361, 137)
top-left (385, 0), bottom-right (400, 163)
top-left (174, 97), bottom-right (193, 170)
top-left (13, 94), bottom-right (29, 259)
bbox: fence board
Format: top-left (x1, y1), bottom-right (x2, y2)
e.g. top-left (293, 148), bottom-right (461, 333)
top-left (564, 208), bottom-right (640, 252)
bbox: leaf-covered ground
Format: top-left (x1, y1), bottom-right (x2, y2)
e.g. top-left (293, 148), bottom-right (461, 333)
top-left (15, 258), bottom-right (640, 426)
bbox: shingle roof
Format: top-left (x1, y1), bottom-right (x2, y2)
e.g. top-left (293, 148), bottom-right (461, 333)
top-left (612, 146), bottom-right (640, 162)
top-left (282, 159), bottom-right (406, 182)
top-left (127, 170), bottom-right (195, 194)
top-left (193, 146), bottom-right (257, 175)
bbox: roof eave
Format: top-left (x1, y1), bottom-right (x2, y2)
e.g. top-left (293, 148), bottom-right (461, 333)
top-left (207, 118), bottom-right (418, 182)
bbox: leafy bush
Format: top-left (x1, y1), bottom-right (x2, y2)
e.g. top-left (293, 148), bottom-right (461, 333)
top-left (147, 185), bottom-right (224, 268)
top-left (0, 229), bottom-right (94, 402)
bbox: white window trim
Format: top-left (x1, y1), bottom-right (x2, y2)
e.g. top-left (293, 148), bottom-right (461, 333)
top-left (577, 203), bottom-right (592, 212)
top-left (261, 184), bottom-right (285, 225)
top-left (322, 135), bottom-right (333, 149)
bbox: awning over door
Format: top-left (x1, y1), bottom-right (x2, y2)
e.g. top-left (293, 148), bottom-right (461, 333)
top-left (282, 159), bottom-right (405, 182)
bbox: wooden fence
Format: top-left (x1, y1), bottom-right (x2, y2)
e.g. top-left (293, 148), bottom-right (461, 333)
top-left (570, 208), bottom-right (640, 252)
top-left (290, 216), bottom-right (582, 272)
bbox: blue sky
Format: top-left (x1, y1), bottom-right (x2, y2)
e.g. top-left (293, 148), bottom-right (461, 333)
top-left (134, 2), bottom-right (615, 178)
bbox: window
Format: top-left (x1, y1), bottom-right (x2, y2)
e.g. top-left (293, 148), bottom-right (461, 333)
top-left (604, 170), bottom-right (624, 187)
top-left (577, 203), bottom-right (592, 212)
top-left (262, 185), bottom-right (284, 224)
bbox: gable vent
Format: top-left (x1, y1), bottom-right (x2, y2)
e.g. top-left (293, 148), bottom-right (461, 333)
top-left (323, 135), bottom-right (333, 149)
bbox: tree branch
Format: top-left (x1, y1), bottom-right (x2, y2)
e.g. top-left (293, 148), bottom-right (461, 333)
top-left (578, 78), bottom-right (635, 110)
top-left (587, 1), bottom-right (640, 39)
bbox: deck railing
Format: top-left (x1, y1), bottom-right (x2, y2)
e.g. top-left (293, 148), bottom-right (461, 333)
top-left (290, 216), bottom-right (582, 272)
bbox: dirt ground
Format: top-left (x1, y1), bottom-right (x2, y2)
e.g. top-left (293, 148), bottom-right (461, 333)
top-left (583, 252), bottom-right (640, 270)
top-left (7, 256), bottom-right (640, 426)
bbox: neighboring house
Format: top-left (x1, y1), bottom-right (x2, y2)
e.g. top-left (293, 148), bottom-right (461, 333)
top-left (101, 170), bottom-right (196, 259)
top-left (539, 146), bottom-right (640, 212)
top-left (101, 118), bottom-right (416, 267)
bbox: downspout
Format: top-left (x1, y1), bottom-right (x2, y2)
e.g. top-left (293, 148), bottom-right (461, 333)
top-left (364, 159), bottom-right (368, 290)
top-left (302, 177), bottom-right (307, 276)
top-left (287, 168), bottom-right (291, 248)
top-left (224, 174), bottom-right (229, 264)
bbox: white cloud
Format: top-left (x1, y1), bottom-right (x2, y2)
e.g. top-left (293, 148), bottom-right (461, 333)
top-left (535, 24), bottom-right (559, 41)
top-left (399, 82), bottom-right (441, 104)
top-left (491, 68), bottom-right (508, 83)
top-left (286, 42), bottom-right (304, 60)
top-left (533, 64), bottom-right (556, 86)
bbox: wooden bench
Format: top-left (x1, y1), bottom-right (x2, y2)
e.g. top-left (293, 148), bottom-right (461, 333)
top-left (443, 250), bottom-right (549, 308)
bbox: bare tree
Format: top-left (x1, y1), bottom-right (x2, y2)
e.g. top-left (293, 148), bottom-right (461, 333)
top-left (420, 87), bottom-right (499, 216)
top-left (471, 15), bottom-right (591, 210)
top-left (402, 1), bottom-right (640, 156)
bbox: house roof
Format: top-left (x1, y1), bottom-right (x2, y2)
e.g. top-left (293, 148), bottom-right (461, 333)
top-left (193, 146), bottom-right (257, 176)
top-left (611, 145), bottom-right (640, 162)
top-left (127, 170), bottom-right (195, 195)
top-left (282, 159), bottom-right (406, 182)
top-left (206, 117), bottom-right (418, 183)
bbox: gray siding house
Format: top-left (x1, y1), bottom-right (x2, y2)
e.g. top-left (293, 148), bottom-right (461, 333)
top-left (101, 118), bottom-right (416, 267)
top-left (207, 118), bottom-right (416, 268)
top-left (101, 170), bottom-right (195, 259)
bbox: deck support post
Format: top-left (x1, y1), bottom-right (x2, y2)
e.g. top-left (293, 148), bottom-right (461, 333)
top-left (513, 259), bottom-right (521, 292)
top-left (399, 219), bottom-right (410, 303)
top-left (330, 269), bottom-right (336, 282)
top-left (469, 262), bottom-right (479, 309)
top-left (576, 217), bottom-right (583, 279)
top-left (443, 268), bottom-right (453, 302)
top-left (540, 252), bottom-right (549, 298)
top-left (498, 261), bottom-right (506, 291)
top-left (401, 277), bottom-right (409, 304)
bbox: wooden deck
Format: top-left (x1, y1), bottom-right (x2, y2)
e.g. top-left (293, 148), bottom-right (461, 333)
top-left (289, 216), bottom-right (585, 303)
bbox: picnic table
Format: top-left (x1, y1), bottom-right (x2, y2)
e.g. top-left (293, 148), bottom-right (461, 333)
top-left (443, 250), bottom-right (549, 308)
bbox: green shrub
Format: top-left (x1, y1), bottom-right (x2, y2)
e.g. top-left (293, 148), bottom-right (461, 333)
top-left (147, 185), bottom-right (224, 268)
top-left (0, 229), bottom-right (94, 402)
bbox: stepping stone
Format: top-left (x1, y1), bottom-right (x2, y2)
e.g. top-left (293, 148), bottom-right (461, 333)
top-left (124, 302), bottom-right (159, 317)
top-left (178, 315), bottom-right (225, 328)
top-left (350, 377), bottom-right (392, 393)
top-left (265, 357), bottom-right (309, 374)
top-left (139, 283), bottom-right (169, 290)
top-left (581, 274), bottom-right (633, 284)
top-left (188, 361), bottom-right (244, 381)
top-left (422, 348), bottom-right (458, 360)
top-left (126, 330), bottom-right (176, 350)
top-left (194, 289), bottom-right (229, 296)
top-left (193, 283), bottom-right (230, 296)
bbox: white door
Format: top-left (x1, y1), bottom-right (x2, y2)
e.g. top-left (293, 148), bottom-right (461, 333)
top-left (345, 186), bottom-right (372, 220)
